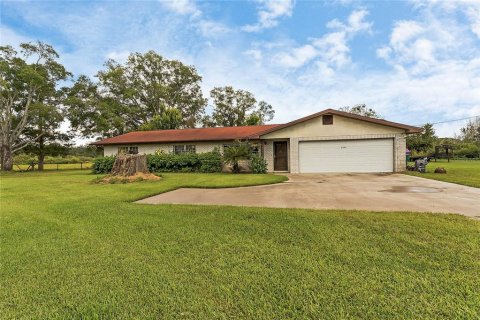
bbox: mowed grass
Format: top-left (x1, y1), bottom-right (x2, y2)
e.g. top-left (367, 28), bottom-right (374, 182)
top-left (405, 159), bottom-right (480, 188)
top-left (1, 171), bottom-right (479, 319)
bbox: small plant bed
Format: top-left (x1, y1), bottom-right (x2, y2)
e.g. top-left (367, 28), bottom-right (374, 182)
top-left (404, 159), bottom-right (480, 188)
top-left (93, 172), bottom-right (161, 184)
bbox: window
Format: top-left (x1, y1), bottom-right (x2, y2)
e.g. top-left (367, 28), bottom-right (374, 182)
top-left (118, 146), bottom-right (138, 154)
top-left (251, 143), bottom-right (260, 155)
top-left (174, 145), bottom-right (196, 154)
top-left (224, 143), bottom-right (260, 155)
top-left (322, 114), bottom-right (333, 125)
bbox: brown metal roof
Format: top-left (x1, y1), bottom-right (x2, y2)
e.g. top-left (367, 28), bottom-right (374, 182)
top-left (92, 109), bottom-right (421, 145)
top-left (256, 108), bottom-right (422, 136)
top-left (91, 124), bottom-right (280, 145)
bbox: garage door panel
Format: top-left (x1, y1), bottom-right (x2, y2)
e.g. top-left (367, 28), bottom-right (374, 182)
top-left (299, 139), bottom-right (393, 173)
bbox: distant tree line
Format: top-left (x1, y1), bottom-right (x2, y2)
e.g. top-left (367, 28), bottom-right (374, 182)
top-left (0, 41), bottom-right (275, 171)
top-left (407, 121), bottom-right (480, 159)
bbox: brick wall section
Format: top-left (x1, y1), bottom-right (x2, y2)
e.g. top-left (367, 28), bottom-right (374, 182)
top-left (394, 134), bottom-right (407, 172)
top-left (289, 137), bottom-right (299, 173)
top-left (263, 140), bottom-right (274, 172)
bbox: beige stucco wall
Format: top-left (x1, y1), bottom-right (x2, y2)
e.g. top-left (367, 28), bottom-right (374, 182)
top-left (261, 115), bottom-right (404, 139)
top-left (103, 141), bottom-right (229, 156)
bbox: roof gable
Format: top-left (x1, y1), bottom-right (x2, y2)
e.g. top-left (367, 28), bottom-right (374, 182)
top-left (256, 109), bottom-right (421, 137)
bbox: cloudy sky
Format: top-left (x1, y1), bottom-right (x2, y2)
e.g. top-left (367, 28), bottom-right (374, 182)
top-left (1, 0), bottom-right (480, 138)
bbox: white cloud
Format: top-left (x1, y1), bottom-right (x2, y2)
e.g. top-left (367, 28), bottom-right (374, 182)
top-left (161, 0), bottom-right (201, 17)
top-left (244, 49), bottom-right (263, 61)
top-left (464, 5), bottom-right (480, 38)
top-left (273, 9), bottom-right (371, 69)
top-left (242, 0), bottom-right (294, 32)
top-left (0, 26), bottom-right (32, 46)
top-left (196, 20), bottom-right (231, 38)
top-left (106, 50), bottom-right (130, 63)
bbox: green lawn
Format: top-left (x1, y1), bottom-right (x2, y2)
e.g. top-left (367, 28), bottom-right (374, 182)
top-left (405, 159), bottom-right (480, 188)
top-left (1, 171), bottom-right (479, 319)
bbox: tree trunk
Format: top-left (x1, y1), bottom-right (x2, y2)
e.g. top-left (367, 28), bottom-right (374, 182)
top-left (111, 154), bottom-right (148, 176)
top-left (2, 145), bottom-right (13, 171)
top-left (38, 135), bottom-right (45, 171)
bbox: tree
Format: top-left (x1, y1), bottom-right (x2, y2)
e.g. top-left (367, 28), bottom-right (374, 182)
top-left (340, 104), bottom-right (382, 118)
top-left (139, 108), bottom-right (182, 131)
top-left (406, 123), bottom-right (436, 154)
top-left (203, 86), bottom-right (275, 127)
top-left (22, 101), bottom-right (71, 170)
top-left (460, 118), bottom-right (480, 144)
top-left (0, 42), bottom-right (69, 171)
top-left (223, 140), bottom-right (251, 173)
top-left (65, 51), bottom-right (207, 138)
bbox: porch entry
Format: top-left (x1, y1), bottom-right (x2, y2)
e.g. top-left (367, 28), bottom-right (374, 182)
top-left (273, 141), bottom-right (288, 171)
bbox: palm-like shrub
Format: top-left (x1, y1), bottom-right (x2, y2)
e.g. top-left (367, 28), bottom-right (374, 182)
top-left (223, 140), bottom-right (251, 173)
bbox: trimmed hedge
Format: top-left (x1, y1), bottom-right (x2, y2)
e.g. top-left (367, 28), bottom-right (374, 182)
top-left (92, 156), bottom-right (116, 174)
top-left (147, 150), bottom-right (222, 173)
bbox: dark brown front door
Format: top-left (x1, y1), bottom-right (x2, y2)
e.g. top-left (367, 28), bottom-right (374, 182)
top-left (274, 141), bottom-right (288, 171)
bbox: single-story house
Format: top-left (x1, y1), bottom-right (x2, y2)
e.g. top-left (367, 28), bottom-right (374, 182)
top-left (92, 109), bottom-right (421, 173)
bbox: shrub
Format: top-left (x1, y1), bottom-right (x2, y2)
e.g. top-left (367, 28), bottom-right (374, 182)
top-left (198, 149), bottom-right (223, 173)
top-left (147, 150), bottom-right (222, 173)
top-left (92, 156), bottom-right (116, 174)
top-left (147, 153), bottom-right (198, 172)
top-left (13, 153), bottom-right (36, 165)
top-left (455, 144), bottom-right (480, 159)
top-left (250, 155), bottom-right (268, 174)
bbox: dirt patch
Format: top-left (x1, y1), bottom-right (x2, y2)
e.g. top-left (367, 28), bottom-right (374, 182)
top-left (94, 172), bottom-right (161, 184)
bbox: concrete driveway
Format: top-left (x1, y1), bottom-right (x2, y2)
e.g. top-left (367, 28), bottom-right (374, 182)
top-left (137, 174), bottom-right (480, 218)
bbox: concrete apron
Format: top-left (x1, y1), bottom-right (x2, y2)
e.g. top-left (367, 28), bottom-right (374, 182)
top-left (136, 173), bottom-right (480, 218)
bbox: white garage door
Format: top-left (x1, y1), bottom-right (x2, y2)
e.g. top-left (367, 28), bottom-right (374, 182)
top-left (299, 139), bottom-right (394, 173)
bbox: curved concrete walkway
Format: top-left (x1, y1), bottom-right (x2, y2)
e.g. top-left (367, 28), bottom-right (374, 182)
top-left (136, 174), bottom-right (480, 218)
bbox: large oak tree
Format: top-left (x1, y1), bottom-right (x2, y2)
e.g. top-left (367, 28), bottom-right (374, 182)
top-left (66, 51), bottom-right (207, 138)
top-left (0, 42), bottom-right (69, 171)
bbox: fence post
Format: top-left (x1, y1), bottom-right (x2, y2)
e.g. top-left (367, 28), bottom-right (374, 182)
top-left (57, 163), bottom-right (59, 170)
top-left (81, 162), bottom-right (83, 170)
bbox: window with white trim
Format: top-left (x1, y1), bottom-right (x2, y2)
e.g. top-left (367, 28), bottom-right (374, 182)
top-left (118, 146), bottom-right (139, 154)
top-left (173, 145), bottom-right (196, 154)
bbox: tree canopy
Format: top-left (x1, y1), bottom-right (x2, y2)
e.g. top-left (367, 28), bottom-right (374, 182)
top-left (406, 123), bottom-right (436, 153)
top-left (65, 51), bottom-right (207, 137)
top-left (202, 86), bottom-right (275, 127)
top-left (340, 104), bottom-right (382, 119)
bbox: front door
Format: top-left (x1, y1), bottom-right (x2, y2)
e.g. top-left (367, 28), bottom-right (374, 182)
top-left (274, 141), bottom-right (288, 171)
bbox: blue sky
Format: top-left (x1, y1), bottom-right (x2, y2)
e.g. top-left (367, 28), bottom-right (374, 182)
top-left (1, 0), bottom-right (480, 138)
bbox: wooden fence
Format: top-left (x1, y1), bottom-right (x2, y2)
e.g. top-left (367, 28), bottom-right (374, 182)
top-left (14, 162), bottom-right (92, 171)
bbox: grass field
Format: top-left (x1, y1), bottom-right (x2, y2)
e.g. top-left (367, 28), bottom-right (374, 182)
top-left (1, 171), bottom-right (479, 318)
top-left (405, 159), bottom-right (480, 188)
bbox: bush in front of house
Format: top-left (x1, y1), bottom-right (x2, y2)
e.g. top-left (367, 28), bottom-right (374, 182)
top-left (223, 140), bottom-right (251, 173)
top-left (147, 150), bottom-right (222, 173)
top-left (198, 149), bottom-right (223, 173)
top-left (92, 156), bottom-right (116, 174)
top-left (250, 155), bottom-right (268, 174)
